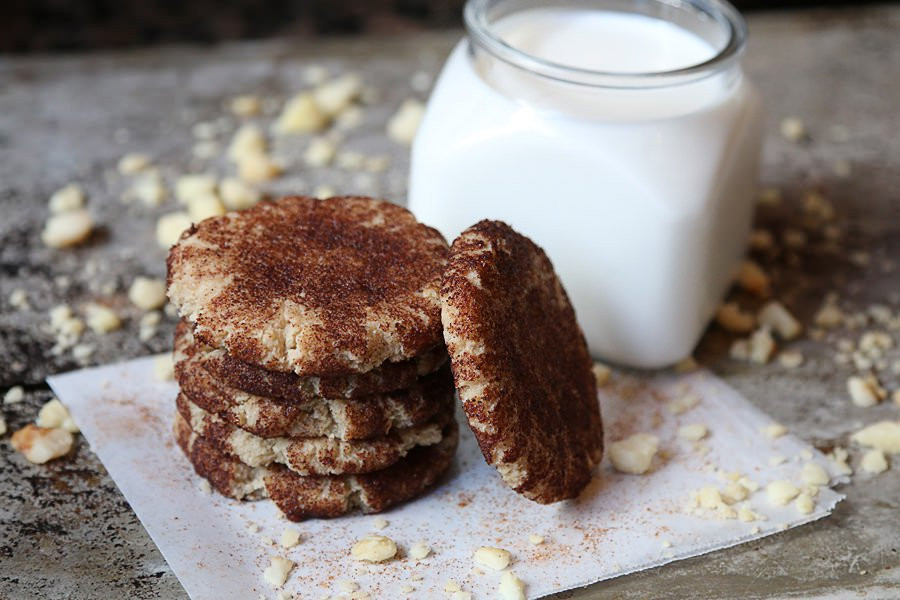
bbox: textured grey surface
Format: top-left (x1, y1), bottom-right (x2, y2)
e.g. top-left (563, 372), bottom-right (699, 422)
top-left (1, 5), bottom-right (899, 599)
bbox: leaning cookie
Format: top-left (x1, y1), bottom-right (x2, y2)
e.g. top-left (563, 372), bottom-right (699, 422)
top-left (174, 413), bottom-right (459, 520)
top-left (440, 220), bottom-right (603, 504)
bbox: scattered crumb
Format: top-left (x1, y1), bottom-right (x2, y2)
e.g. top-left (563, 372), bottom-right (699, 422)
top-left (237, 152), bottom-right (282, 183)
top-left (117, 153), bottom-right (151, 175)
top-left (401, 584), bottom-right (415, 593)
top-left (336, 580), bottom-right (358, 593)
top-left (274, 93), bottom-right (328, 134)
top-left (860, 449), bottom-right (888, 474)
top-left (668, 393), bottom-right (700, 415)
top-left (280, 527), bottom-right (301, 548)
top-left (11, 424), bottom-right (74, 464)
top-left (678, 423), bottom-right (708, 442)
top-left (198, 480), bottom-right (212, 494)
top-left (246, 523), bottom-right (260, 534)
top-left (219, 177), bottom-right (261, 211)
top-left (758, 187), bottom-right (782, 206)
top-left (608, 433), bottom-right (659, 475)
top-left (795, 493), bottom-right (815, 515)
top-left (780, 117), bottom-right (807, 142)
top-left (9, 289), bottom-right (29, 310)
top-left (591, 362), bottom-right (611, 386)
top-left (847, 375), bottom-right (886, 407)
top-left (387, 98), bottom-right (425, 145)
top-left (814, 301), bottom-right (844, 329)
top-left (498, 571), bottom-right (526, 600)
top-left (128, 277), bottom-right (167, 311)
top-left (408, 543), bottom-right (431, 560)
top-left (444, 581), bottom-right (462, 593)
top-left (750, 525), bottom-right (761, 534)
top-left (36, 398), bottom-right (79, 432)
top-left (42, 209), bottom-right (93, 248)
top-left (766, 480), bottom-right (800, 506)
top-left (84, 303), bottom-right (121, 334)
top-left (763, 423), bottom-right (788, 439)
top-left (528, 534), bottom-right (544, 545)
top-left (474, 546), bottom-right (511, 571)
top-left (175, 174), bottom-right (217, 204)
top-left (48, 183), bottom-right (85, 213)
top-left (778, 351), bottom-right (804, 369)
top-left (737, 260), bottom-right (771, 297)
top-left (156, 212), bottom-right (193, 248)
top-left (263, 556), bottom-right (294, 588)
top-left (674, 356), bottom-right (698, 373)
top-left (153, 355), bottom-right (174, 381)
top-left (304, 137), bottom-right (337, 167)
top-left (803, 190), bottom-right (834, 220)
top-left (769, 455), bottom-right (786, 466)
top-left (187, 193), bottom-right (226, 222)
top-left (732, 327), bottom-right (776, 364)
top-left (851, 421), bottom-right (900, 453)
top-left (313, 73), bottom-right (362, 117)
top-left (230, 95), bottom-right (262, 118)
top-left (827, 446), bottom-right (853, 476)
top-left (758, 302), bottom-right (801, 340)
top-left (350, 535), bottom-right (397, 562)
top-left (4, 386), bottom-right (25, 405)
top-left (313, 185), bottom-right (335, 200)
top-left (371, 517), bottom-right (388, 531)
top-left (801, 462), bottom-right (829, 487)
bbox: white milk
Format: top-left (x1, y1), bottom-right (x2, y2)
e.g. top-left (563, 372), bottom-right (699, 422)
top-left (409, 4), bottom-right (763, 368)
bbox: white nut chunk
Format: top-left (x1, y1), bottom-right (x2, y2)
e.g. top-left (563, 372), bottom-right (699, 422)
top-left (11, 424), bottom-right (74, 464)
top-left (795, 493), bottom-right (815, 515)
top-left (473, 546), bottom-right (511, 571)
top-left (608, 433), bottom-right (659, 475)
top-left (408, 543), bottom-right (431, 560)
top-left (42, 209), bottom-right (93, 248)
top-left (219, 177), bottom-right (261, 211)
top-left (175, 174), bottom-right (217, 204)
top-left (36, 399), bottom-right (79, 433)
top-left (153, 354), bottom-right (175, 381)
top-left (766, 480), bottom-right (800, 506)
top-left (280, 528), bottom-right (301, 548)
top-left (156, 212), bottom-right (193, 248)
top-left (846, 375), bottom-right (886, 407)
top-left (262, 555), bottom-right (294, 588)
top-left (678, 423), bottom-right (708, 442)
top-left (228, 125), bottom-right (267, 162)
top-left (758, 301), bottom-right (802, 340)
top-left (860, 449), bottom-right (888, 474)
top-left (350, 535), bottom-right (397, 562)
top-left (851, 421), bottom-right (900, 454)
top-left (498, 571), bottom-right (526, 600)
top-left (84, 303), bottom-right (121, 334)
top-left (129, 277), bottom-right (167, 311)
top-left (274, 93), bottom-right (328, 134)
top-left (800, 462), bottom-right (829, 487)
top-left (313, 73), bottom-right (362, 117)
top-left (387, 98), bottom-right (425, 145)
top-left (48, 183), bottom-right (85, 213)
top-left (117, 152), bottom-right (151, 175)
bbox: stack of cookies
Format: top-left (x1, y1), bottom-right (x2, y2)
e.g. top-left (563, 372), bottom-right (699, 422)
top-left (165, 196), bottom-right (458, 520)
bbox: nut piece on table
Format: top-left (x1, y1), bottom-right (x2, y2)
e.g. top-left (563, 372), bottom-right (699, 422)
top-left (280, 528), bottom-right (301, 548)
top-left (84, 303), bottom-right (121, 334)
top-left (128, 277), bottom-right (167, 311)
top-left (846, 375), bottom-right (886, 408)
top-left (153, 355), bottom-right (175, 381)
top-left (313, 73), bottom-right (362, 117)
top-left (678, 423), bottom-right (708, 442)
top-left (498, 570), bottom-right (526, 600)
top-left (795, 493), bottom-right (815, 515)
top-left (36, 399), bottom-right (79, 433)
top-left (48, 183), bottom-right (85, 213)
top-left (387, 98), bottom-right (425, 145)
top-left (860, 449), bottom-right (889, 474)
top-left (274, 93), bottom-right (328, 134)
top-left (780, 117), bottom-right (807, 142)
top-left (156, 212), bottom-right (193, 248)
top-left (473, 546), bottom-right (511, 571)
top-left (262, 555), bottom-right (294, 588)
top-left (219, 177), bottom-right (261, 211)
top-left (350, 535), bottom-right (397, 563)
top-left (117, 153), bottom-right (151, 175)
top-left (11, 424), bottom-right (74, 464)
top-left (42, 209), bottom-right (94, 248)
top-left (851, 421), bottom-right (900, 454)
top-left (716, 302), bottom-right (756, 333)
top-left (230, 95), bottom-right (262, 118)
top-left (608, 433), bottom-right (659, 475)
top-left (408, 543), bottom-right (430, 560)
top-left (758, 301), bottom-right (802, 340)
top-left (175, 174), bottom-right (217, 204)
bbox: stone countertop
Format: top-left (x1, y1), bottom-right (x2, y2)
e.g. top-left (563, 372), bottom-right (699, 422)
top-left (1, 5), bottom-right (898, 599)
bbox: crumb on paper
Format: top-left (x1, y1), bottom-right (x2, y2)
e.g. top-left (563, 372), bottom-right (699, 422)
top-left (780, 117), bottom-right (807, 142)
top-left (678, 423), bottom-right (708, 442)
top-left (814, 301), bottom-right (844, 329)
top-left (387, 98), bottom-right (425, 145)
top-left (851, 421), bottom-right (900, 454)
top-left (156, 212), bottom-right (193, 248)
top-left (36, 398), bottom-right (79, 433)
top-left (737, 260), bottom-right (771, 297)
top-left (42, 209), bottom-right (93, 248)
top-left (528, 534), bottom-right (544, 545)
top-left (608, 433), bottom-right (659, 475)
top-left (498, 571), bottom-right (526, 600)
top-left (11, 424), bottom-right (74, 464)
top-left (591, 362), bottom-right (611, 386)
top-left (766, 480), bottom-right (800, 506)
top-left (262, 555), bottom-right (294, 588)
top-left (84, 303), bottom-right (121, 334)
top-left (350, 535), bottom-right (397, 563)
top-left (336, 579), bottom-right (359, 593)
top-left (763, 423), bottom-right (788, 439)
top-left (280, 528), bottom-right (301, 548)
top-left (847, 375), bottom-right (886, 408)
top-left (668, 393), bottom-right (700, 415)
top-left (49, 183), bottom-right (85, 213)
top-left (716, 302), bottom-right (756, 333)
top-left (758, 302), bottom-right (802, 340)
top-left (246, 522), bottom-right (260, 534)
top-left (128, 277), bottom-right (167, 311)
top-left (408, 543), bottom-right (430, 560)
top-left (444, 581), bottom-right (462, 593)
top-left (371, 517), bottom-right (388, 531)
top-left (401, 584), bottom-right (415, 593)
top-left (4, 386), bottom-right (25, 405)
top-left (795, 493), bottom-right (815, 515)
top-left (801, 462), bottom-right (829, 487)
top-left (474, 546), bottom-right (511, 571)
top-left (860, 449), bottom-right (888, 474)
top-left (198, 479), bottom-right (212, 494)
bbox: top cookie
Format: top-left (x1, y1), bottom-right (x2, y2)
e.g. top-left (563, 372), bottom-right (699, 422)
top-left (167, 196), bottom-right (448, 376)
top-left (440, 220), bottom-right (603, 504)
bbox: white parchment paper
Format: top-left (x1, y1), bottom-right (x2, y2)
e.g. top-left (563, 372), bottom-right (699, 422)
top-left (48, 357), bottom-right (844, 599)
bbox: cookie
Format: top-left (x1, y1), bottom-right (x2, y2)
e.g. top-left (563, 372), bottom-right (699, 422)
top-left (440, 220), bottom-right (603, 503)
top-left (166, 196), bottom-right (448, 376)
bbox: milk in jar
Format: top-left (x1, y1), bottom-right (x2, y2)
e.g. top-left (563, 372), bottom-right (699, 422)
top-left (408, 0), bottom-right (763, 368)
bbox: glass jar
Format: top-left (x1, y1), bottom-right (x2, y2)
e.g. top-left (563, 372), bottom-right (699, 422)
top-left (408, 0), bottom-right (763, 368)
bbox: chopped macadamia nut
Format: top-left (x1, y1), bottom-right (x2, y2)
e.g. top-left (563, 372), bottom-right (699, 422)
top-left (780, 117), bottom-right (807, 142)
top-left (84, 303), bottom-right (121, 334)
top-left (528, 534), bottom-right (544, 545)
top-left (49, 183), bottom-right (85, 213)
top-left (609, 433), bottom-right (659, 475)
top-left (860, 449), bottom-right (888, 474)
top-left (737, 260), bottom-right (771, 297)
top-left (781, 228), bottom-right (807, 248)
top-left (801, 462), bottom-right (829, 487)
top-left (336, 579), bottom-right (358, 593)
top-left (474, 546), bottom-right (511, 571)
top-left (4, 386), bottom-right (25, 405)
top-left (401, 584), bottom-right (415, 593)
top-left (716, 302), bottom-right (756, 333)
top-left (668, 393), bottom-right (700, 415)
top-left (827, 447), bottom-right (853, 475)
top-left (117, 153), bottom-right (151, 175)
top-left (678, 423), bottom-right (708, 442)
top-left (230, 95), bottom-right (262, 117)
top-left (738, 507), bottom-right (759, 522)
top-left (175, 174), bottom-right (217, 204)
top-left (335, 150), bottom-right (365, 170)
top-left (37, 398), bottom-right (79, 432)
top-left (351, 535), bottom-right (397, 562)
top-left (795, 493), bottom-right (815, 515)
top-left (280, 528), bottom-right (301, 548)
top-left (778, 351), bottom-right (804, 369)
top-left (313, 73), bottom-right (362, 117)
top-left (275, 93), bottom-right (328, 134)
top-left (187, 193), bottom-right (226, 222)
top-left (847, 375), bottom-right (886, 407)
top-left (237, 153), bottom-right (282, 183)
top-left (371, 517), bottom-right (388, 531)
top-left (129, 277), bottom-right (167, 311)
top-left (139, 310), bottom-right (162, 342)
top-left (747, 327), bottom-right (776, 364)
top-left (444, 581), bottom-right (462, 592)
top-left (814, 302), bottom-right (844, 329)
top-left (591, 362), bottom-right (611, 386)
top-left (313, 185), bottom-right (335, 200)
top-left (304, 137), bottom-right (337, 167)
top-left (156, 212), bottom-right (193, 248)
top-left (9, 289), bottom-right (29, 310)
top-left (42, 209), bottom-right (93, 248)
top-left (227, 125), bottom-right (266, 164)
top-left (191, 121), bottom-right (217, 140)
top-left (153, 354), bottom-right (175, 381)
top-left (851, 421), bottom-right (900, 454)
top-left (387, 99), bottom-right (425, 145)
top-left (698, 486), bottom-right (724, 509)
top-left (219, 177), bottom-right (261, 211)
top-left (758, 302), bottom-right (802, 340)
top-left (763, 423), bottom-right (788, 439)
top-left (859, 331), bottom-right (894, 355)
top-left (263, 556), bottom-right (294, 588)
top-left (408, 543), bottom-right (431, 560)
top-left (769, 455), bottom-right (786, 466)
top-left (11, 424), bottom-right (74, 464)
top-left (766, 480), bottom-right (800, 506)
top-left (129, 173), bottom-right (167, 206)
top-left (498, 571), bottom-right (526, 600)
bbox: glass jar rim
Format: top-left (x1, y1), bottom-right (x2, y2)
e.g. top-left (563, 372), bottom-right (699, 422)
top-left (464, 0), bottom-right (748, 89)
